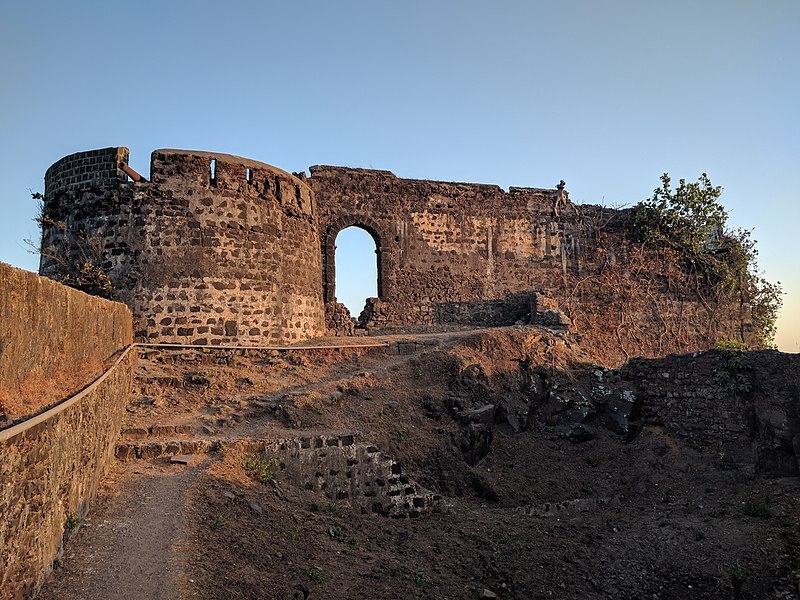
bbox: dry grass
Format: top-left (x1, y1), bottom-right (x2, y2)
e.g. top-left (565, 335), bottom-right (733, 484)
top-left (0, 356), bottom-right (105, 420)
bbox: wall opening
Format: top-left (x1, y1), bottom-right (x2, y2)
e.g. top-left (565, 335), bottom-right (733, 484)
top-left (209, 159), bottom-right (217, 185)
top-left (334, 226), bottom-right (379, 323)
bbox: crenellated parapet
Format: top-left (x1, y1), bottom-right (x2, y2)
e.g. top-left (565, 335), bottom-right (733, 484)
top-left (40, 148), bottom-right (325, 346)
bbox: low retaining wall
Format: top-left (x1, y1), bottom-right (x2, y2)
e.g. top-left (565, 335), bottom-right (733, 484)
top-left (586, 349), bottom-right (800, 475)
top-left (0, 264), bottom-right (134, 599)
top-left (278, 434), bottom-right (441, 518)
top-left (116, 433), bottom-right (442, 518)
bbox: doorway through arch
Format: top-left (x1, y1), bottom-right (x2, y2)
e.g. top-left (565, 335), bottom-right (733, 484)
top-left (329, 225), bottom-right (381, 323)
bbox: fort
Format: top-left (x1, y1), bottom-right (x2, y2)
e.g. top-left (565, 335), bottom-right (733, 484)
top-left (40, 147), bottom-right (752, 364)
top-left (2, 148), bottom-right (797, 599)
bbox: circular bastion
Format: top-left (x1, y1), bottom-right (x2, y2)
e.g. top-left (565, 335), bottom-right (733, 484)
top-left (40, 147), bottom-right (326, 345)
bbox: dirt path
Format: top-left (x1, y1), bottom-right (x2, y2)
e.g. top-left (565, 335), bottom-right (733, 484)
top-left (39, 461), bottom-right (200, 600)
top-left (39, 332), bottom-right (448, 600)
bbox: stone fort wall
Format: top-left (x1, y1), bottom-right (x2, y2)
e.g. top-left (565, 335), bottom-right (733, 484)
top-left (312, 165), bottom-right (569, 329)
top-left (41, 148), bottom-right (325, 345)
top-left (0, 263), bottom-right (134, 599)
top-left (311, 165), bottom-right (752, 363)
top-left (40, 147), bottom-right (752, 360)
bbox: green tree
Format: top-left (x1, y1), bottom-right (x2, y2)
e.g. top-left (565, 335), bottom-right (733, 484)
top-left (727, 228), bottom-right (783, 349)
top-left (634, 173), bottom-right (727, 254)
top-left (634, 174), bottom-right (782, 349)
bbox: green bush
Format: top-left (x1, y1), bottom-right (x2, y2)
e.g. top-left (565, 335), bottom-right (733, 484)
top-left (717, 348), bottom-right (752, 395)
top-left (634, 173), bottom-right (726, 253)
top-left (57, 261), bottom-right (114, 299)
top-left (210, 513), bottom-right (225, 530)
top-left (243, 453), bottom-right (278, 483)
top-left (634, 174), bottom-right (782, 348)
top-left (714, 340), bottom-right (749, 352)
top-left (388, 423), bottom-right (408, 443)
top-left (64, 512), bottom-right (82, 533)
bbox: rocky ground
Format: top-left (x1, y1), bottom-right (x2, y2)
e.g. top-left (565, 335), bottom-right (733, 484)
top-left (39, 326), bottom-right (800, 599)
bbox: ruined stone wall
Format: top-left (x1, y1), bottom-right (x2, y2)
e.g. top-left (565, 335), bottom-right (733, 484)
top-left (116, 433), bottom-right (441, 518)
top-left (606, 350), bottom-right (800, 476)
top-left (40, 148), bottom-right (326, 345)
top-left (0, 266), bottom-right (134, 600)
top-left (441, 328), bottom-right (798, 477)
top-left (311, 166), bottom-right (568, 329)
top-left (39, 148), bottom-right (751, 359)
top-left (311, 167), bottom-right (750, 361)
top-left (275, 433), bottom-right (440, 518)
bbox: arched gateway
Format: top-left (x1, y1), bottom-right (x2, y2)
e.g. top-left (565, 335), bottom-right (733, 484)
top-left (323, 217), bottom-right (385, 305)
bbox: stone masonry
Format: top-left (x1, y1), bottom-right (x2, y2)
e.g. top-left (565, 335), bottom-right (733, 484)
top-left (40, 147), bottom-right (753, 357)
top-left (115, 433), bottom-right (441, 518)
top-left (0, 263), bottom-right (134, 599)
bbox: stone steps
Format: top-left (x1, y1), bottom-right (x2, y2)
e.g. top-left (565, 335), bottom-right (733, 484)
top-left (115, 432), bottom-right (444, 518)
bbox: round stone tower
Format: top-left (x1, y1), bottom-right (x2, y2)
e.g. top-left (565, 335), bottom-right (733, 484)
top-left (41, 147), bottom-right (325, 344)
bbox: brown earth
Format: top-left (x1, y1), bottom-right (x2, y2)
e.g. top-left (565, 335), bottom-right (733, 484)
top-left (37, 460), bottom-right (197, 600)
top-left (38, 327), bottom-right (800, 600)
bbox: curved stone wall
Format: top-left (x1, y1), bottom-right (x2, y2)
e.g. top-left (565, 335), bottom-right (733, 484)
top-left (41, 148), bottom-right (326, 345)
top-left (44, 147), bottom-right (129, 197)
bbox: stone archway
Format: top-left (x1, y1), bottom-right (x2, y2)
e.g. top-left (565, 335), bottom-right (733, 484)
top-left (322, 216), bottom-right (386, 308)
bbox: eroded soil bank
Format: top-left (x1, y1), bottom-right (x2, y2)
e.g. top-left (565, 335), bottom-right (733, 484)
top-left (40, 327), bottom-right (800, 599)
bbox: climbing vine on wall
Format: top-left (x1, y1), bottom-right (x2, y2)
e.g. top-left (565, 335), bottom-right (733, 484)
top-left (632, 174), bottom-right (782, 349)
top-left (30, 191), bottom-right (115, 299)
top-left (551, 174), bottom-right (782, 365)
top-left (555, 228), bottom-right (711, 365)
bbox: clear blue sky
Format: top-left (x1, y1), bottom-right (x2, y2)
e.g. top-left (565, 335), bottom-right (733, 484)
top-left (1, 1), bottom-right (797, 351)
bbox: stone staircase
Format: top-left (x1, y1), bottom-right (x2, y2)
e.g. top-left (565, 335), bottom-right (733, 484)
top-left (115, 431), bottom-right (443, 518)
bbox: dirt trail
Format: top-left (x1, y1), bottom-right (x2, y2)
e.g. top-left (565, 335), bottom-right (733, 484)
top-left (38, 331), bottom-right (449, 600)
top-left (126, 328), bottom-right (476, 442)
top-left (39, 461), bottom-right (200, 600)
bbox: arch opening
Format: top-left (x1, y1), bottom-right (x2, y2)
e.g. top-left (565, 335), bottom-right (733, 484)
top-left (332, 226), bottom-right (380, 326)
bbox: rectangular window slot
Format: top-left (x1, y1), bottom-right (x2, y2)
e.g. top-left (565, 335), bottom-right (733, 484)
top-left (246, 168), bottom-right (253, 184)
top-left (210, 159), bottom-right (217, 185)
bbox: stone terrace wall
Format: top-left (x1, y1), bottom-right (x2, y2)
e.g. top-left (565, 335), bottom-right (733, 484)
top-left (115, 433), bottom-right (441, 518)
top-left (40, 149), bottom-right (325, 345)
top-left (600, 350), bottom-right (800, 476)
top-left (0, 262), bottom-right (132, 421)
top-left (276, 433), bottom-right (441, 518)
top-left (0, 267), bottom-right (134, 599)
